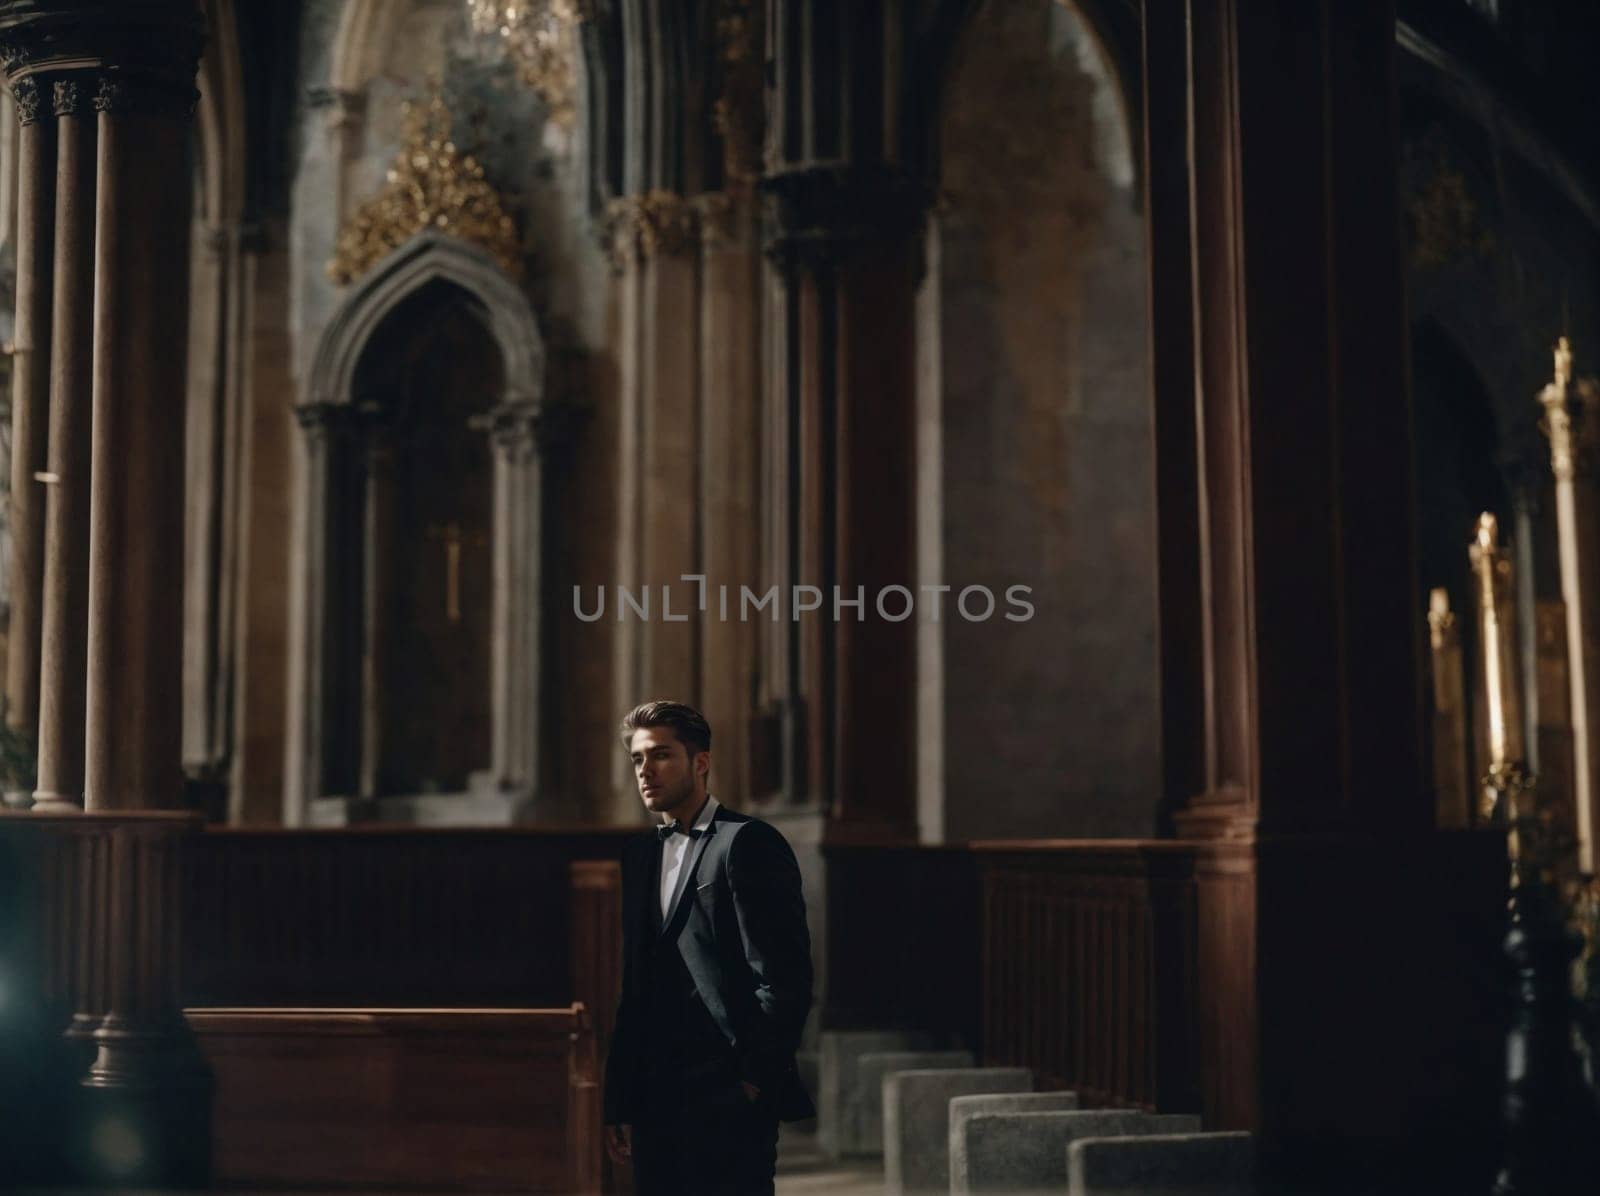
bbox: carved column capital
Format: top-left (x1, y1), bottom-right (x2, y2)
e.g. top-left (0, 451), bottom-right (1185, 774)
top-left (602, 190), bottom-right (700, 271)
top-left (94, 73), bottom-right (198, 119)
top-left (484, 398), bottom-right (587, 459)
top-left (294, 401), bottom-right (361, 444)
top-left (712, 0), bottom-right (762, 190)
top-left (10, 76), bottom-right (40, 125)
top-left (1540, 378), bottom-right (1600, 482)
top-left (201, 224), bottom-right (231, 261)
top-left (693, 191), bottom-right (743, 256)
top-left (51, 75), bottom-right (89, 117)
top-left (761, 164), bottom-right (932, 279)
top-left (308, 84), bottom-right (367, 137)
top-left (0, 40), bottom-right (31, 79)
top-left (0, 2), bottom-right (205, 108)
top-left (1426, 587), bottom-right (1458, 652)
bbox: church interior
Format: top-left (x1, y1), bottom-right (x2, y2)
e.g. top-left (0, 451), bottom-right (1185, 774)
top-left (4, 0), bottom-right (1600, 1192)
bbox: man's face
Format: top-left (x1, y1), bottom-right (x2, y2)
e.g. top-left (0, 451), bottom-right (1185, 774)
top-left (628, 727), bottom-right (707, 818)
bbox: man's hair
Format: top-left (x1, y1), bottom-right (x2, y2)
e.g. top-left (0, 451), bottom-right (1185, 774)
top-left (619, 700), bottom-right (712, 758)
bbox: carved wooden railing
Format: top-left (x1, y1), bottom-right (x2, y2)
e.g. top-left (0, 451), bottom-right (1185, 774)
top-left (822, 839), bottom-right (1197, 1110)
top-left (975, 841), bottom-right (1201, 1112)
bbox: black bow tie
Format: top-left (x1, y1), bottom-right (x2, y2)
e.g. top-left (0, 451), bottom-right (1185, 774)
top-left (656, 820), bottom-right (704, 841)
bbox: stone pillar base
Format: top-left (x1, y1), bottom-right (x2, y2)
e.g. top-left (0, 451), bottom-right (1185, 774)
top-left (77, 1017), bottom-right (213, 1188)
top-left (31, 792), bottom-right (83, 814)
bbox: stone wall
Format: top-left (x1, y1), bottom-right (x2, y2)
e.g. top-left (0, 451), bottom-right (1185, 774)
top-left (924, 0), bottom-right (1160, 841)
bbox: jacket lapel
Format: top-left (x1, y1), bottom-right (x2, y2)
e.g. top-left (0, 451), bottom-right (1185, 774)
top-left (657, 812), bottom-right (718, 939)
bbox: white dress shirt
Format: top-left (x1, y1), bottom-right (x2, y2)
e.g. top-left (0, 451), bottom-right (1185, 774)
top-left (660, 794), bottom-right (719, 918)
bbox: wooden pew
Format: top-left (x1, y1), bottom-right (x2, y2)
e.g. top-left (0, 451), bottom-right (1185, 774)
top-left (186, 1003), bottom-right (601, 1193)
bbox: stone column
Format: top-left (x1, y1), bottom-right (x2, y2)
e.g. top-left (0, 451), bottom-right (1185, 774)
top-left (487, 400), bottom-right (565, 808)
top-left (307, 85), bottom-right (366, 226)
top-left (84, 814), bottom-right (211, 1185)
top-left (633, 193), bottom-right (700, 700)
top-left (765, 0), bottom-right (933, 835)
top-left (181, 223), bottom-right (238, 810)
top-left (0, 88), bottom-right (18, 255)
top-left (284, 402), bottom-right (350, 824)
top-left (0, 92), bottom-right (18, 709)
top-left (605, 192), bottom-right (702, 779)
top-left (696, 191), bottom-right (761, 805)
top-left (606, 218), bottom-right (644, 806)
top-left (755, 253), bottom-right (799, 801)
top-left (83, 74), bottom-right (197, 812)
top-left (32, 77), bottom-right (95, 813)
top-left (1143, 0), bottom-right (1466, 1179)
top-left (765, 169), bottom-right (926, 838)
top-left (357, 409), bottom-right (391, 801)
top-left (3, 73), bottom-right (53, 765)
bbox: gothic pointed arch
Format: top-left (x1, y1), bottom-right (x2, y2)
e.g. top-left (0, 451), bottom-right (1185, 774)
top-left (329, 0), bottom-right (408, 95)
top-left (309, 229), bottom-right (545, 407)
top-left (287, 230), bottom-right (553, 826)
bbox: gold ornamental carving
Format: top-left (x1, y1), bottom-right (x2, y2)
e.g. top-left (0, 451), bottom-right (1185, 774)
top-left (713, 0), bottom-right (762, 187)
top-left (1539, 336), bottom-right (1600, 481)
top-left (467, 0), bottom-right (581, 130)
top-left (1406, 142), bottom-right (1492, 270)
top-left (1427, 586), bottom-right (1457, 651)
top-left (603, 190), bottom-right (699, 270)
top-left (693, 192), bottom-right (741, 254)
top-left (328, 87), bottom-right (522, 286)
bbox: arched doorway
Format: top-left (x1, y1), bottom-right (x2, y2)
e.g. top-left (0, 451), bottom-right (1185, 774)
top-left (352, 282), bottom-right (499, 799)
top-left (287, 231), bottom-right (549, 825)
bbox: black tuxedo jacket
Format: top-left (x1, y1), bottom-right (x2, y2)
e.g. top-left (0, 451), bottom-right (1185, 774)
top-left (603, 804), bottom-right (816, 1124)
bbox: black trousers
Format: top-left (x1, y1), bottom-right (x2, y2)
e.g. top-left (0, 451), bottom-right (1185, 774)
top-left (630, 1055), bottom-right (780, 1196)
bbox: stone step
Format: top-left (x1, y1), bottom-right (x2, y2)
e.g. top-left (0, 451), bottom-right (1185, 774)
top-left (949, 1091), bottom-right (1083, 1188)
top-left (1067, 1130), bottom-right (1255, 1195)
top-left (954, 1109), bottom-right (1202, 1195)
top-left (883, 1067), bottom-right (1033, 1195)
top-left (793, 1049), bottom-right (820, 1130)
top-left (853, 1050), bottom-right (974, 1158)
top-left (816, 1030), bottom-right (933, 1158)
top-left (797, 1048), bottom-right (819, 1099)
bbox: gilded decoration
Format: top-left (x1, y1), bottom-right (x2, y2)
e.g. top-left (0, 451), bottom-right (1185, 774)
top-left (1427, 586), bottom-right (1456, 651)
top-left (328, 87), bottom-right (522, 286)
top-left (1539, 336), bottom-right (1600, 480)
top-left (713, 0), bottom-right (762, 187)
top-left (1407, 145), bottom-right (1493, 270)
top-left (603, 190), bottom-right (700, 269)
top-left (467, 0), bottom-right (581, 130)
top-left (693, 192), bottom-right (739, 254)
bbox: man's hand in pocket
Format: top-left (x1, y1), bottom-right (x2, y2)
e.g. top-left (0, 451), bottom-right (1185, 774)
top-left (604, 1124), bottom-right (632, 1165)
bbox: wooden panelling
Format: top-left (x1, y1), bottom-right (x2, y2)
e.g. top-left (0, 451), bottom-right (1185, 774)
top-left (977, 842), bottom-right (1201, 1114)
top-left (1, 811), bottom-right (210, 1186)
top-left (1191, 842), bottom-right (1256, 1130)
top-left (570, 859), bottom-right (623, 1056)
top-left (823, 840), bottom-right (1203, 1116)
top-left (184, 827), bottom-right (635, 1006)
top-left (187, 1004), bottom-right (600, 1193)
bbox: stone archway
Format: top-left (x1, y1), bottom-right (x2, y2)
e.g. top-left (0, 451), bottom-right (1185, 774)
top-left (286, 231), bottom-right (551, 825)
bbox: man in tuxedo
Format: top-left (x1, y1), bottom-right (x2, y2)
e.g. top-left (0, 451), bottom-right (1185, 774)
top-left (603, 700), bottom-right (815, 1195)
